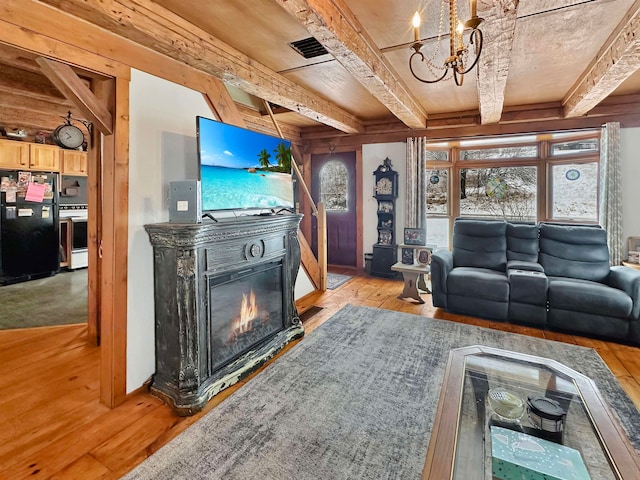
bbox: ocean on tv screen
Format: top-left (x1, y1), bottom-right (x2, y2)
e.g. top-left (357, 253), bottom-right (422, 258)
top-left (201, 165), bottom-right (294, 211)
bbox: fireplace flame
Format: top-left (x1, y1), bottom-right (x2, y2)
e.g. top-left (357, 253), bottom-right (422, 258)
top-left (238, 290), bottom-right (258, 333)
top-left (228, 290), bottom-right (259, 345)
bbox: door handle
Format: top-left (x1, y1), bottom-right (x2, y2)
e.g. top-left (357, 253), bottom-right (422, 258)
top-left (98, 240), bottom-right (103, 259)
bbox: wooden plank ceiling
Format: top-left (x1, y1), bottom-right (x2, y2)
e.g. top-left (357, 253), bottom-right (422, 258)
top-left (3, 0), bottom-right (640, 140)
top-left (0, 46), bottom-right (97, 139)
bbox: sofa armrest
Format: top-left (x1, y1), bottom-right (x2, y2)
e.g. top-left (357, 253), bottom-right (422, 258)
top-left (507, 260), bottom-right (544, 273)
top-left (431, 250), bottom-right (453, 308)
top-left (608, 266), bottom-right (640, 320)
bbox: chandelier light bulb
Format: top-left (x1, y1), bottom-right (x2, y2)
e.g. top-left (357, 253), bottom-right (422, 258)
top-left (412, 11), bottom-right (421, 41)
top-left (457, 21), bottom-right (464, 50)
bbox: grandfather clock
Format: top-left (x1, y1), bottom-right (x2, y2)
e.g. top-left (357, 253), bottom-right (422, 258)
top-left (371, 158), bottom-right (398, 277)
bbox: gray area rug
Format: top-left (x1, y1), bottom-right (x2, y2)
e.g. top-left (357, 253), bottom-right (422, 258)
top-left (123, 305), bottom-right (640, 480)
top-left (326, 272), bottom-right (352, 289)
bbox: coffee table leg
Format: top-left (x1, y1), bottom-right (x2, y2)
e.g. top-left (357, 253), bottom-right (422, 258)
top-left (397, 272), bottom-right (425, 304)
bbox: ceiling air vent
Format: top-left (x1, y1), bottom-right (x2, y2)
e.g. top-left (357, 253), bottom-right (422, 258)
top-left (289, 37), bottom-right (328, 59)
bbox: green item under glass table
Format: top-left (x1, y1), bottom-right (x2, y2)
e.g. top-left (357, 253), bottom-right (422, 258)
top-left (421, 346), bottom-right (640, 480)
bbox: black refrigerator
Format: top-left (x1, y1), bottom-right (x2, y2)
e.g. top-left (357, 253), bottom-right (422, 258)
top-left (0, 170), bottom-right (59, 285)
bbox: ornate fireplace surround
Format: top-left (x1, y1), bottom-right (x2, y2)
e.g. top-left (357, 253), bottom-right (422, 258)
top-left (145, 214), bottom-right (304, 415)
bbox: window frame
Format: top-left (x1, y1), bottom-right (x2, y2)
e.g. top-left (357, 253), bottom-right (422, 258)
top-left (425, 131), bottom-right (601, 248)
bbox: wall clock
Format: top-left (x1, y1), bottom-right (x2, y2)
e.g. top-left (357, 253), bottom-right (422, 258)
top-left (372, 157), bottom-right (398, 198)
top-left (52, 123), bottom-right (84, 149)
top-left (376, 177), bottom-right (393, 195)
top-left (52, 111), bottom-right (90, 150)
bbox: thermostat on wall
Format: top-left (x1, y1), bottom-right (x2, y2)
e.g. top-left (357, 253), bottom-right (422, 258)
top-left (169, 180), bottom-right (202, 223)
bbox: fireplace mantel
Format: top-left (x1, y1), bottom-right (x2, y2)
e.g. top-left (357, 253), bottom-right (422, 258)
top-left (145, 214), bottom-right (304, 415)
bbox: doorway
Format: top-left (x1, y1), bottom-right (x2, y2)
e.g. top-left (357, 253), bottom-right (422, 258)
top-left (0, 36), bottom-right (129, 406)
top-left (311, 151), bottom-right (357, 266)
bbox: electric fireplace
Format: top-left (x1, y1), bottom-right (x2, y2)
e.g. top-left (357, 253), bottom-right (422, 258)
top-left (145, 214), bottom-right (304, 415)
top-left (209, 261), bottom-right (285, 374)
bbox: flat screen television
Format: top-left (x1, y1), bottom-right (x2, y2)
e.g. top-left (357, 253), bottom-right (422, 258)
top-left (196, 116), bottom-right (294, 212)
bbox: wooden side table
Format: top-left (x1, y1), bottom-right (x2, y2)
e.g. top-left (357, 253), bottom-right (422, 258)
top-left (391, 262), bottom-right (430, 304)
top-left (622, 261), bottom-right (640, 271)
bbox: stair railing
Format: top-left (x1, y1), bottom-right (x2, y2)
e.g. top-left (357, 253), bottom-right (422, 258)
top-left (264, 101), bottom-right (327, 291)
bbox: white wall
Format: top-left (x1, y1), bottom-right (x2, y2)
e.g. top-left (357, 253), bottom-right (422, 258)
top-left (362, 143), bottom-right (407, 256)
top-left (620, 127), bottom-right (640, 256)
top-left (127, 70), bottom-right (212, 392)
top-left (127, 69), bottom-right (313, 392)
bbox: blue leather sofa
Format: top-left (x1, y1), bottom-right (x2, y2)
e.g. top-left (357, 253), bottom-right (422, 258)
top-left (431, 218), bottom-right (640, 345)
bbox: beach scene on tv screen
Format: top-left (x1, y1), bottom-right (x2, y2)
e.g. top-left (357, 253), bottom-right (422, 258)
top-left (198, 118), bottom-right (294, 211)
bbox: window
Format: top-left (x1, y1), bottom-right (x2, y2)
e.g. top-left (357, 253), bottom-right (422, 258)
top-left (319, 160), bottom-right (348, 211)
top-left (460, 145), bottom-right (538, 160)
top-left (551, 138), bottom-right (598, 156)
top-left (425, 150), bottom-right (449, 161)
top-left (424, 131), bottom-right (600, 248)
top-left (426, 217), bottom-right (450, 249)
top-left (426, 168), bottom-right (449, 248)
top-left (550, 162), bottom-right (598, 221)
top-left (427, 169), bottom-right (448, 215)
top-left (459, 166), bottom-right (537, 222)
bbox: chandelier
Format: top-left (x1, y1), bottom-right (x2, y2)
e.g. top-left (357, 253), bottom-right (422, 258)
top-left (409, 0), bottom-right (484, 86)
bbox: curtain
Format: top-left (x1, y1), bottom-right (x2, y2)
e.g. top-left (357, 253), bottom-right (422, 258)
top-left (599, 122), bottom-right (623, 266)
top-left (405, 137), bottom-right (427, 229)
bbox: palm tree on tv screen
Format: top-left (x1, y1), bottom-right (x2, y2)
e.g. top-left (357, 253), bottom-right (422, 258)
top-left (257, 149), bottom-right (271, 168)
top-left (274, 143), bottom-right (292, 172)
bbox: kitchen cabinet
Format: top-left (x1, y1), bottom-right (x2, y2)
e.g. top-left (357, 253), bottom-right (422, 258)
top-left (0, 140), bottom-right (69, 172)
top-left (61, 150), bottom-right (88, 176)
top-left (29, 144), bottom-right (60, 171)
top-left (0, 139), bottom-right (29, 169)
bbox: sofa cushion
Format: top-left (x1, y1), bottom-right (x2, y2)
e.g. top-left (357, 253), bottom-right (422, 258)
top-left (539, 224), bottom-right (610, 282)
top-left (548, 277), bottom-right (632, 319)
top-left (448, 267), bottom-right (509, 302)
top-left (507, 260), bottom-right (544, 273)
top-left (507, 223), bottom-right (539, 262)
top-left (452, 220), bottom-right (507, 271)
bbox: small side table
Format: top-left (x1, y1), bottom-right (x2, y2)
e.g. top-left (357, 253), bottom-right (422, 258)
top-left (391, 262), bottom-right (431, 304)
top-left (622, 261), bottom-right (640, 271)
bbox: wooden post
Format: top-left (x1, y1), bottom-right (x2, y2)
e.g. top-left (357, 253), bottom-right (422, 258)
top-left (317, 201), bottom-right (328, 291)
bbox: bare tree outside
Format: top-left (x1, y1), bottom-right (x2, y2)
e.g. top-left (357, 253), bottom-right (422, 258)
top-left (319, 160), bottom-right (348, 211)
top-left (459, 166), bottom-right (537, 222)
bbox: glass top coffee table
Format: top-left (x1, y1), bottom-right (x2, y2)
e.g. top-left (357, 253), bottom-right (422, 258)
top-left (422, 345), bottom-right (640, 479)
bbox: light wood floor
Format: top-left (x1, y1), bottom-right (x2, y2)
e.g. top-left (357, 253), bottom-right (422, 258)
top-left (1, 268), bottom-right (639, 479)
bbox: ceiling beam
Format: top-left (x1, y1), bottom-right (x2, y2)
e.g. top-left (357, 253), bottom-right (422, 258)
top-left (476, 0), bottom-right (519, 124)
top-left (303, 113), bottom-right (640, 149)
top-left (300, 94), bottom-right (640, 141)
top-left (236, 103), bottom-right (303, 142)
top-left (200, 76), bottom-right (247, 129)
top-left (0, 63), bottom-right (70, 103)
top-left (272, 0), bottom-right (427, 129)
top-left (563, 0), bottom-right (640, 117)
top-left (36, 57), bottom-right (114, 135)
top-left (35, 0), bottom-right (364, 134)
